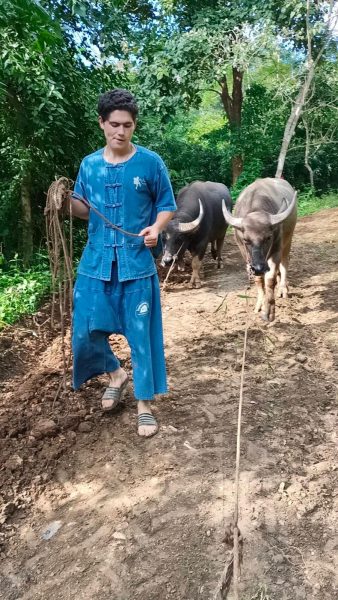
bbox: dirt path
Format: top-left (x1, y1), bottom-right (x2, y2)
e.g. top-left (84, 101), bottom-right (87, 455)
top-left (1, 209), bottom-right (337, 600)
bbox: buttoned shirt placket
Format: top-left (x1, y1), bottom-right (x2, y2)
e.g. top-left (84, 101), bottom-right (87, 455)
top-left (102, 164), bottom-right (124, 280)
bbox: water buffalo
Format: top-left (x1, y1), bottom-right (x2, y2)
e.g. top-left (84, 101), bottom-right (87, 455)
top-left (222, 177), bottom-right (297, 321)
top-left (161, 181), bottom-right (232, 288)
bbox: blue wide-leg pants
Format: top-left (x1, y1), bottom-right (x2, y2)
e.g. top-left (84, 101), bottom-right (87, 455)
top-left (72, 267), bottom-right (168, 400)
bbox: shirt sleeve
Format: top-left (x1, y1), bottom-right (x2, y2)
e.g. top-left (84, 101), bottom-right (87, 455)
top-left (73, 160), bottom-right (87, 200)
top-left (153, 158), bottom-right (177, 213)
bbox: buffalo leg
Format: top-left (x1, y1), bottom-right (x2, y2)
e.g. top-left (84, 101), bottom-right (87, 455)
top-left (262, 258), bottom-right (279, 321)
top-left (254, 276), bottom-right (265, 313)
top-left (210, 241), bottom-right (217, 260)
top-left (277, 237), bottom-right (292, 299)
top-left (216, 236), bottom-right (225, 268)
top-left (189, 255), bottom-right (204, 288)
top-left (177, 258), bottom-right (185, 272)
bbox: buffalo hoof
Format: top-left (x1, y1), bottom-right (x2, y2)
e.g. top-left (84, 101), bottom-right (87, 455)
top-left (189, 281), bottom-right (201, 289)
top-left (261, 311), bottom-right (275, 322)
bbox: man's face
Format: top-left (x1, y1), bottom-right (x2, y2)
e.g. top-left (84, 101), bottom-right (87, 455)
top-left (99, 110), bottom-right (136, 152)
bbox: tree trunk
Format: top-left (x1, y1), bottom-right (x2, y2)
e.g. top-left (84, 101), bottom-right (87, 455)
top-left (21, 174), bottom-right (33, 265)
top-left (275, 64), bottom-right (314, 178)
top-left (231, 156), bottom-right (244, 185)
top-left (303, 118), bottom-right (314, 187)
top-left (220, 69), bottom-right (244, 184)
top-left (275, 0), bottom-right (334, 177)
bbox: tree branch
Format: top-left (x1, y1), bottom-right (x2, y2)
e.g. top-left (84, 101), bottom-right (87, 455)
top-left (303, 116), bottom-right (314, 187)
top-left (220, 75), bottom-right (233, 122)
top-left (205, 88), bottom-right (222, 97)
top-left (232, 67), bottom-right (243, 127)
top-left (275, 0), bottom-right (333, 177)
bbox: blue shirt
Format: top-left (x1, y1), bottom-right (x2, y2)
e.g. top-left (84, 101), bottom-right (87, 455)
top-left (73, 145), bottom-right (176, 282)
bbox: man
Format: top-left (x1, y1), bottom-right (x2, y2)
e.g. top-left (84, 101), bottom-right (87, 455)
top-left (70, 89), bottom-right (176, 437)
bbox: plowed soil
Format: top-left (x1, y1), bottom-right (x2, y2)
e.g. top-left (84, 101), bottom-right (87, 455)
top-left (0, 208), bottom-right (337, 600)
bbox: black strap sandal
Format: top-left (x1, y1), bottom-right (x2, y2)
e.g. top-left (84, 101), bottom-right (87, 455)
top-left (137, 413), bottom-right (159, 438)
top-left (101, 378), bottom-right (128, 412)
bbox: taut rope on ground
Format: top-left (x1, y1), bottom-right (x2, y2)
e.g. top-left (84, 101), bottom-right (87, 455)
top-left (213, 293), bottom-right (250, 600)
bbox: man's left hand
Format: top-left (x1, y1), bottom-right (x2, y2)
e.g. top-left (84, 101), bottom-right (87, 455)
top-left (139, 225), bottom-right (160, 248)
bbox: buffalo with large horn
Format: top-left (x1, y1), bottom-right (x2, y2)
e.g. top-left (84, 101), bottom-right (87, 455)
top-left (222, 177), bottom-right (297, 321)
top-left (162, 181), bottom-right (232, 288)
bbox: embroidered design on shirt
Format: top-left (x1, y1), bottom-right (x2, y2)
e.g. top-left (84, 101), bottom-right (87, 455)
top-left (133, 176), bottom-right (146, 190)
top-left (136, 301), bottom-right (150, 317)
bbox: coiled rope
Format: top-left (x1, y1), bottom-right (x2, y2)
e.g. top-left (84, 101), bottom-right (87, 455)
top-left (44, 177), bottom-right (74, 394)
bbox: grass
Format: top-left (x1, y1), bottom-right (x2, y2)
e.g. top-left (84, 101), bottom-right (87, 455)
top-left (0, 253), bottom-right (51, 329)
top-left (248, 586), bottom-right (273, 600)
top-left (297, 190), bottom-right (338, 217)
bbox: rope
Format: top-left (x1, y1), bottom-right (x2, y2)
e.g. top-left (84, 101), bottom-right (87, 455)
top-left (161, 242), bottom-right (184, 290)
top-left (44, 178), bottom-right (74, 394)
top-left (233, 296), bottom-right (249, 599)
top-left (71, 191), bottom-right (140, 238)
top-left (213, 288), bottom-right (250, 600)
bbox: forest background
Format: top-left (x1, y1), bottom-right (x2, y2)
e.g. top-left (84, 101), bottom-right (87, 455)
top-left (0, 0), bottom-right (337, 326)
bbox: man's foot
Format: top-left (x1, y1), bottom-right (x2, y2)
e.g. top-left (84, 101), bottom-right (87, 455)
top-left (137, 400), bottom-right (158, 438)
top-left (102, 368), bottom-right (128, 411)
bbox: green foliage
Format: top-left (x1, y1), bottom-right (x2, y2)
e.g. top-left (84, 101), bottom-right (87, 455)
top-left (0, 254), bottom-right (51, 328)
top-left (297, 189), bottom-right (338, 217)
top-left (0, 221), bottom-right (88, 328)
top-left (138, 2), bottom-right (275, 118)
top-left (230, 158), bottom-right (265, 200)
top-left (0, 0), bottom-right (129, 260)
top-left (135, 98), bottom-right (232, 191)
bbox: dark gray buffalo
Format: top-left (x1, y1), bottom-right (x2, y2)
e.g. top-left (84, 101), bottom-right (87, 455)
top-left (161, 181), bottom-right (232, 288)
top-left (222, 177), bottom-right (297, 321)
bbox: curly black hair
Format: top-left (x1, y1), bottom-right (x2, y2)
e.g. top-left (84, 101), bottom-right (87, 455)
top-left (97, 89), bottom-right (138, 122)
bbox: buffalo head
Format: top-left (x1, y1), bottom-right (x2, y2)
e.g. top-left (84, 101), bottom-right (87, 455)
top-left (221, 193), bottom-right (297, 276)
top-left (161, 199), bottom-right (204, 267)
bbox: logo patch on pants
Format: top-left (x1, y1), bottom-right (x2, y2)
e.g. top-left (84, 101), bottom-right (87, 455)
top-left (136, 301), bottom-right (150, 317)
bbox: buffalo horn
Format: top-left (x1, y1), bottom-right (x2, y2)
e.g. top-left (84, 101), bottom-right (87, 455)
top-left (221, 199), bottom-right (243, 229)
top-left (178, 198), bottom-right (204, 233)
top-left (270, 192), bottom-right (297, 226)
